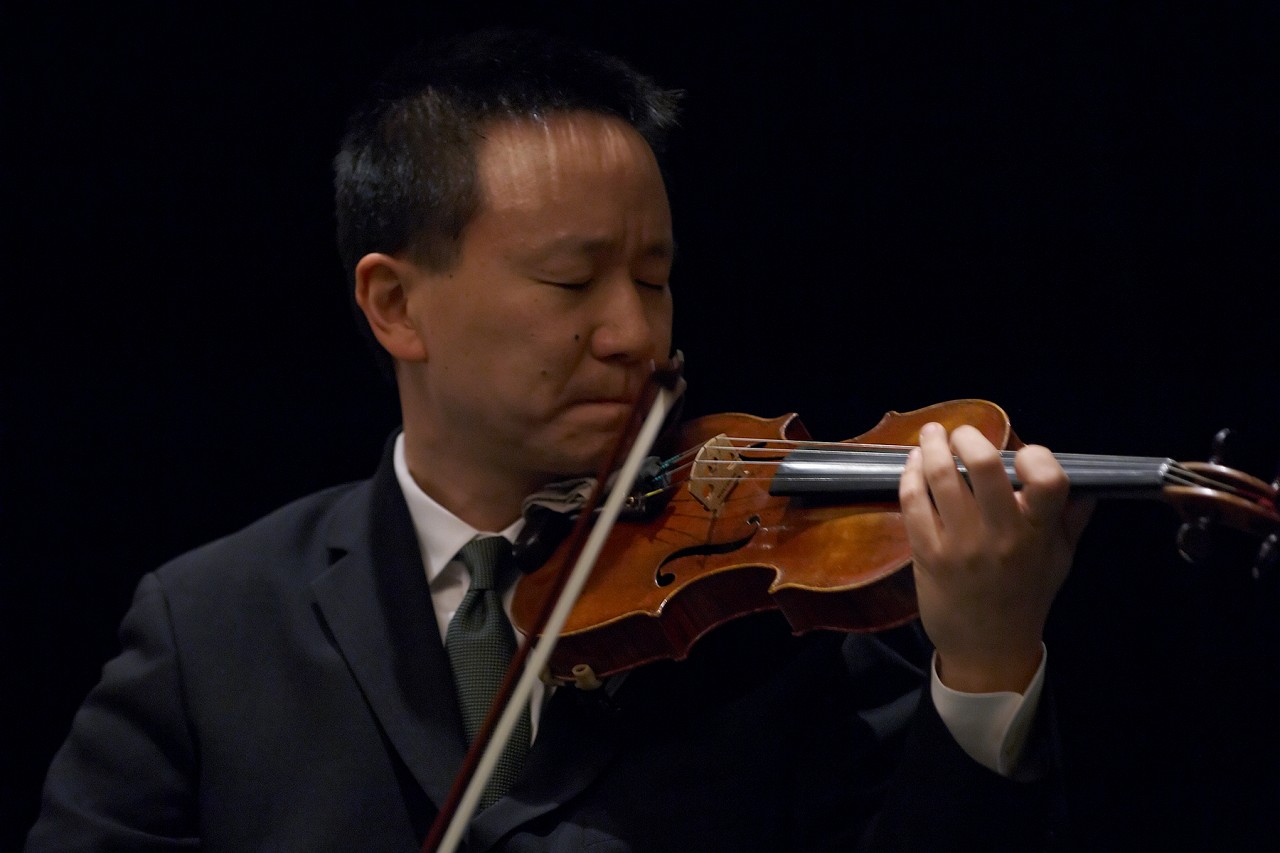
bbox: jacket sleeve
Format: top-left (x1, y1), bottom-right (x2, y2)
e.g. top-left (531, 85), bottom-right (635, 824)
top-left (25, 572), bottom-right (200, 852)
top-left (851, 624), bottom-right (1068, 852)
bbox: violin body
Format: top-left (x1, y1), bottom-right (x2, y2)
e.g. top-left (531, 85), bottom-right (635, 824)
top-left (511, 399), bottom-right (1019, 684)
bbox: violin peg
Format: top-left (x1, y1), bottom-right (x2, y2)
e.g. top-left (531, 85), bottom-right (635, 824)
top-left (1251, 532), bottom-right (1280, 583)
top-left (1209, 427), bottom-right (1234, 467)
top-left (1176, 516), bottom-right (1214, 565)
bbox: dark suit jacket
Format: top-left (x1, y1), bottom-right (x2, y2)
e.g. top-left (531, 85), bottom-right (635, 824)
top-left (26, 433), bottom-right (1062, 851)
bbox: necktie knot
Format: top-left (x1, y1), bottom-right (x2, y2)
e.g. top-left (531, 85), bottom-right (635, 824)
top-left (457, 535), bottom-right (511, 591)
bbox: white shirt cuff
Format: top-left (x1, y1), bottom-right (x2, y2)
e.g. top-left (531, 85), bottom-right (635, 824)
top-left (930, 645), bottom-right (1046, 777)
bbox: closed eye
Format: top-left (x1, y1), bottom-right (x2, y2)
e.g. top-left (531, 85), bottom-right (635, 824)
top-left (536, 279), bottom-right (591, 289)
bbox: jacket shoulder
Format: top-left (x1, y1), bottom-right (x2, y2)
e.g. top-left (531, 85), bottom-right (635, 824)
top-left (153, 477), bottom-right (374, 592)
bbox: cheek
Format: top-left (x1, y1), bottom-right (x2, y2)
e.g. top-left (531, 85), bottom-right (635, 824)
top-left (500, 324), bottom-right (581, 383)
top-left (457, 293), bottom-right (550, 356)
top-left (516, 296), bottom-right (591, 352)
top-left (653, 295), bottom-right (675, 351)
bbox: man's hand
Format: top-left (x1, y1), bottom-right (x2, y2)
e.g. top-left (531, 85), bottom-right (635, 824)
top-left (899, 422), bottom-right (1094, 693)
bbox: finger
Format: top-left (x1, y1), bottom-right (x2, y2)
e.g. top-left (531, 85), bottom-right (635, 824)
top-left (899, 445), bottom-right (941, 555)
top-left (1061, 495), bottom-right (1097, 546)
top-left (917, 422), bottom-right (977, 532)
top-left (1012, 444), bottom-right (1071, 527)
top-left (948, 424), bottom-right (1020, 523)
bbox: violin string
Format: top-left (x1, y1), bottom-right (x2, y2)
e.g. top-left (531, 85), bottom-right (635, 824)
top-left (648, 439), bottom-right (1267, 504)
top-left (1161, 463), bottom-right (1268, 499)
top-left (662, 437), bottom-right (1182, 465)
top-left (661, 439), bottom-right (1172, 478)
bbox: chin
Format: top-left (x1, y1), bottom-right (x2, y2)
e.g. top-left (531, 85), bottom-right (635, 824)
top-left (531, 413), bottom-right (634, 477)
top-left (544, 438), bottom-right (620, 481)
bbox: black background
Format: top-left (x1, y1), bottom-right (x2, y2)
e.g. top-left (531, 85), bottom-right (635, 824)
top-left (4, 2), bottom-right (1279, 848)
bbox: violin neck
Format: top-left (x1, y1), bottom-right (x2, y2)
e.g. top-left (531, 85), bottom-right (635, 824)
top-left (768, 449), bottom-right (1178, 499)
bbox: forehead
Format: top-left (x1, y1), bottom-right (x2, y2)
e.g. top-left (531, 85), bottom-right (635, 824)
top-left (473, 112), bottom-right (667, 215)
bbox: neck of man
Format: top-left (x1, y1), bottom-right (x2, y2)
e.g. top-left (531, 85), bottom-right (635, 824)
top-left (401, 442), bottom-right (534, 533)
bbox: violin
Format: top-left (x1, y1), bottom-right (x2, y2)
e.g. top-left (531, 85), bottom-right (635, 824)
top-left (512, 398), bottom-right (1280, 687)
top-left (426, 389), bottom-right (1279, 852)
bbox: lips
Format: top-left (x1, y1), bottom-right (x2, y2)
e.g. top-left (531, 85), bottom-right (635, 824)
top-left (571, 399), bottom-right (635, 417)
top-left (567, 397), bottom-right (637, 424)
top-left (567, 373), bottom-right (646, 412)
top-left (571, 384), bottom-right (640, 408)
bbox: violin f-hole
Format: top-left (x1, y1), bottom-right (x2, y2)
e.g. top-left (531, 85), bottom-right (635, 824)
top-left (654, 515), bottom-right (763, 586)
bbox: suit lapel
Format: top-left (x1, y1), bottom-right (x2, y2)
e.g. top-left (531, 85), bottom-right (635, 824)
top-left (310, 433), bottom-right (467, 812)
top-left (309, 431), bottom-right (633, 847)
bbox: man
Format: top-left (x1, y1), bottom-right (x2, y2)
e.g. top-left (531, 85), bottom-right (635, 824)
top-left (27, 28), bottom-right (1091, 851)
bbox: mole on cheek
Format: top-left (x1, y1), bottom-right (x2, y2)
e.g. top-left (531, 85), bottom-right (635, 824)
top-left (573, 333), bottom-right (581, 341)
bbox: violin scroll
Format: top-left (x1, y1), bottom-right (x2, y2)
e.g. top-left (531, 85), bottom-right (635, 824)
top-left (1172, 427), bottom-right (1280, 577)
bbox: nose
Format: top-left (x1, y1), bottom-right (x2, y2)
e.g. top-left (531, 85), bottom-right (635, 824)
top-left (589, 275), bottom-right (670, 363)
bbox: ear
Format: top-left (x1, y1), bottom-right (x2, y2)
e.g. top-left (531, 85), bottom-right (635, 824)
top-left (354, 253), bottom-right (428, 363)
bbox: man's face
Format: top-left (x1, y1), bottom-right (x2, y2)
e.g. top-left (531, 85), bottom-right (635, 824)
top-left (400, 112), bottom-right (675, 494)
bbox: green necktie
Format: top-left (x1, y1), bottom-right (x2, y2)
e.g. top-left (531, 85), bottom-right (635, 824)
top-left (445, 536), bottom-right (531, 809)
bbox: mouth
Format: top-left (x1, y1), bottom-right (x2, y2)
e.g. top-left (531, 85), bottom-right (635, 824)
top-left (575, 397), bottom-right (635, 412)
top-left (567, 397), bottom-right (639, 425)
top-left (566, 374), bottom-right (647, 420)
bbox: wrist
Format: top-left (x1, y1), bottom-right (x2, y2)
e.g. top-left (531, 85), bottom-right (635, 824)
top-left (934, 644), bottom-right (1044, 694)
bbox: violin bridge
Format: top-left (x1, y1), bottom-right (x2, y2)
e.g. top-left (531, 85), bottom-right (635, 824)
top-left (690, 434), bottom-right (745, 513)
